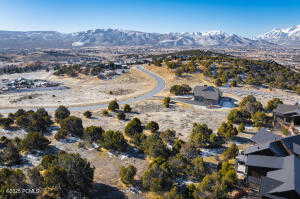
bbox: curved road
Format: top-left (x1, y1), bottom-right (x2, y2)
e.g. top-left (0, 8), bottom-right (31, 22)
top-left (0, 66), bottom-right (166, 114)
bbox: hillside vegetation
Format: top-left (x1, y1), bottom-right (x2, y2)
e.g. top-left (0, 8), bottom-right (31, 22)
top-left (151, 50), bottom-right (300, 92)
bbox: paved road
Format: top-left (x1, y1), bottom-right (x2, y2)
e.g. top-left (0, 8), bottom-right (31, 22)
top-left (0, 66), bottom-right (166, 114)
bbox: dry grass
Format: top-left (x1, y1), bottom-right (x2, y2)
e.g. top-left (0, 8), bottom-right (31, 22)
top-left (146, 192), bottom-right (164, 199)
top-left (145, 64), bottom-right (213, 97)
top-left (203, 156), bottom-right (219, 164)
top-left (0, 67), bottom-right (156, 109)
top-left (75, 98), bottom-right (229, 142)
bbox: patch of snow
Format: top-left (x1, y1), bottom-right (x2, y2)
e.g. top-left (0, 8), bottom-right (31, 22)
top-left (72, 41), bottom-right (86, 46)
top-left (106, 149), bottom-right (144, 160)
top-left (245, 124), bottom-right (254, 129)
top-left (86, 142), bottom-right (100, 151)
top-left (125, 186), bottom-right (142, 194)
top-left (166, 143), bottom-right (173, 150)
top-left (175, 178), bottom-right (195, 185)
top-left (120, 154), bottom-right (129, 160)
top-left (107, 151), bottom-right (115, 158)
top-left (0, 150), bottom-right (43, 169)
top-left (23, 152), bottom-right (43, 167)
top-left (0, 128), bottom-right (27, 139)
top-left (201, 148), bottom-right (225, 157)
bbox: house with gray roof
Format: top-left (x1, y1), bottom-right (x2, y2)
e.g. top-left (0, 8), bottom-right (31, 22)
top-left (260, 155), bottom-right (300, 199)
top-left (273, 104), bottom-right (300, 134)
top-left (237, 129), bottom-right (300, 198)
top-left (250, 128), bottom-right (283, 145)
top-left (193, 85), bottom-right (222, 106)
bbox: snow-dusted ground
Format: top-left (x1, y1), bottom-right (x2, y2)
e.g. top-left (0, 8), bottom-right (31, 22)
top-left (0, 150), bottom-right (44, 169)
top-left (22, 151), bottom-right (44, 167)
top-left (200, 148), bottom-right (225, 157)
top-left (0, 128), bottom-right (27, 139)
top-left (220, 86), bottom-right (300, 105)
top-left (0, 67), bottom-right (156, 110)
top-left (124, 186), bottom-right (142, 194)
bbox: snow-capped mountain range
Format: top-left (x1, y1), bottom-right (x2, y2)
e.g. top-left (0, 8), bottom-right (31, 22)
top-left (258, 25), bottom-right (300, 47)
top-left (68, 29), bottom-right (276, 48)
top-left (0, 26), bottom-right (299, 49)
top-left (0, 31), bottom-right (73, 48)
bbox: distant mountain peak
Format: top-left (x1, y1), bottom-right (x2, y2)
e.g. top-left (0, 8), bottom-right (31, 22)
top-left (287, 25), bottom-right (300, 31)
top-left (260, 25), bottom-right (300, 38)
top-left (72, 29), bottom-right (270, 47)
top-left (0, 28), bottom-right (278, 49)
top-left (258, 25), bottom-right (300, 47)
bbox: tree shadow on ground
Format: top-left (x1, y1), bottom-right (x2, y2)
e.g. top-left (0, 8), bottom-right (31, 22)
top-left (5, 126), bottom-right (21, 131)
top-left (46, 145), bottom-right (63, 154)
top-left (109, 146), bottom-right (146, 160)
top-left (91, 183), bottom-right (127, 199)
top-left (178, 74), bottom-right (193, 78)
top-left (125, 111), bottom-right (140, 115)
top-left (44, 125), bottom-right (60, 136)
top-left (242, 131), bottom-right (256, 135)
top-left (232, 136), bottom-right (252, 144)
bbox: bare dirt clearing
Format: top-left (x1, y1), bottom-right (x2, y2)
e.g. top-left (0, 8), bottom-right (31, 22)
top-left (0, 67), bottom-right (156, 109)
top-left (76, 99), bottom-right (229, 141)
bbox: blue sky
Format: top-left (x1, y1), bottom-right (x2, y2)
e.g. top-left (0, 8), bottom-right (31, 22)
top-left (0, 0), bottom-right (299, 37)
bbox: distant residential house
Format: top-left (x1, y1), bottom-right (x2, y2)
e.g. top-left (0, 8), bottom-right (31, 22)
top-left (193, 85), bottom-right (222, 106)
top-left (237, 128), bottom-right (300, 199)
top-left (273, 104), bottom-right (300, 133)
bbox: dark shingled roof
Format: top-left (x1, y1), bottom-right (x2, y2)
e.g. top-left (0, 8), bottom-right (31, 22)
top-left (246, 132), bottom-right (300, 156)
top-left (261, 177), bottom-right (285, 196)
top-left (275, 134), bottom-right (300, 154)
top-left (193, 85), bottom-right (221, 101)
top-left (246, 155), bottom-right (284, 169)
top-left (273, 104), bottom-right (300, 116)
top-left (244, 143), bottom-right (270, 155)
top-left (265, 155), bottom-right (300, 196)
top-left (250, 128), bottom-right (282, 145)
top-left (293, 143), bottom-right (300, 155)
top-left (242, 130), bottom-right (300, 198)
top-left (245, 155), bottom-right (300, 197)
top-left (261, 193), bottom-right (287, 199)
